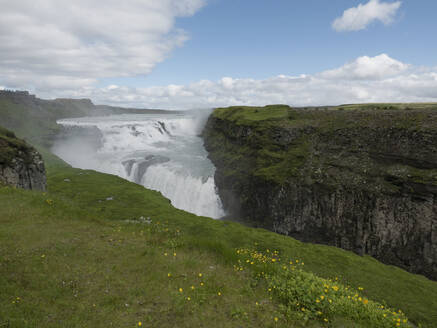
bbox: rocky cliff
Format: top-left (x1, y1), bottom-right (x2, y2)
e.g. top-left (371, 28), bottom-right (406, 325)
top-left (0, 126), bottom-right (46, 191)
top-left (203, 104), bottom-right (437, 280)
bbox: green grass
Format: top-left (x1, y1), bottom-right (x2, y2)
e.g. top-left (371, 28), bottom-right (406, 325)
top-left (0, 126), bottom-right (35, 165)
top-left (0, 98), bottom-right (62, 148)
top-left (2, 98), bottom-right (437, 326)
top-left (0, 171), bottom-right (283, 327)
top-left (336, 103), bottom-right (437, 111)
top-left (1, 157), bottom-right (437, 327)
top-left (213, 105), bottom-right (290, 126)
top-left (207, 104), bottom-right (437, 186)
top-left (212, 103), bottom-right (437, 130)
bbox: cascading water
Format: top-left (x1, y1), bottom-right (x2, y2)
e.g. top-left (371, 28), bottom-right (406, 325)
top-left (52, 112), bottom-right (225, 219)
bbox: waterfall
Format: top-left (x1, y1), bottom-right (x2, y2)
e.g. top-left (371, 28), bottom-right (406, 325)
top-left (53, 112), bottom-right (225, 219)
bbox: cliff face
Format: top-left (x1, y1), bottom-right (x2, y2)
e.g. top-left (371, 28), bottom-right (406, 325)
top-left (203, 104), bottom-right (437, 280)
top-left (0, 126), bottom-right (46, 191)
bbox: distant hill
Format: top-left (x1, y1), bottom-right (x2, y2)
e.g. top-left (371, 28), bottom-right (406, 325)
top-left (0, 90), bottom-right (180, 148)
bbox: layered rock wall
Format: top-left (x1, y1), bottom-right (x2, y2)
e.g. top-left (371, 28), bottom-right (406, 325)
top-left (0, 150), bottom-right (46, 191)
top-left (0, 127), bottom-right (46, 191)
top-left (203, 105), bottom-right (437, 279)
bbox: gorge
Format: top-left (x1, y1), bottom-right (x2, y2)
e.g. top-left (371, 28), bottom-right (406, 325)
top-left (2, 91), bottom-right (437, 327)
top-left (1, 90), bottom-right (436, 280)
top-left (203, 104), bottom-right (437, 280)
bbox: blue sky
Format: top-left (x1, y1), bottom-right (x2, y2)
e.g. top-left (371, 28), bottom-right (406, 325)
top-left (1, 0), bottom-right (437, 108)
top-left (111, 0), bottom-right (437, 87)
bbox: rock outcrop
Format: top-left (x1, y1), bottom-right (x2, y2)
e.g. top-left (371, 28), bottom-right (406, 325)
top-left (0, 126), bottom-right (46, 191)
top-left (203, 104), bottom-right (437, 280)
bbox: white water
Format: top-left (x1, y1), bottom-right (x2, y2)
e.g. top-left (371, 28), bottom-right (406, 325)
top-left (52, 112), bottom-right (225, 219)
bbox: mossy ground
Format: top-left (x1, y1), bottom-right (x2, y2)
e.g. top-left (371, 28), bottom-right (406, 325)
top-left (213, 103), bottom-right (437, 129)
top-left (0, 126), bottom-right (34, 166)
top-left (209, 104), bottom-right (437, 186)
top-left (1, 156), bottom-right (437, 327)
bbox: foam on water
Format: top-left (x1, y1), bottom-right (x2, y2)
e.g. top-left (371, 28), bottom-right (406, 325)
top-left (53, 113), bottom-right (225, 218)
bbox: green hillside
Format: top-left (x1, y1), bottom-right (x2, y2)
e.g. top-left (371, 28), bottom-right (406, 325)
top-left (1, 97), bottom-right (437, 327)
top-left (0, 126), bottom-right (35, 166)
top-left (0, 90), bottom-right (170, 149)
top-left (0, 155), bottom-right (436, 327)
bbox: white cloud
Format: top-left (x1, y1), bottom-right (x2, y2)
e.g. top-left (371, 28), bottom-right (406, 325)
top-left (332, 0), bottom-right (401, 32)
top-left (42, 54), bottom-right (437, 110)
top-left (320, 54), bottom-right (408, 80)
top-left (0, 0), bottom-right (205, 90)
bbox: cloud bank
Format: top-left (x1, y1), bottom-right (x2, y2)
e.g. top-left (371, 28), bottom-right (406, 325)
top-left (0, 3), bottom-right (434, 110)
top-left (332, 0), bottom-right (401, 32)
top-left (0, 0), bottom-right (205, 90)
top-left (48, 54), bottom-right (436, 110)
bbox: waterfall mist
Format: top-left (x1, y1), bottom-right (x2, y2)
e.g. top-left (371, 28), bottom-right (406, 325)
top-left (51, 110), bottom-right (225, 219)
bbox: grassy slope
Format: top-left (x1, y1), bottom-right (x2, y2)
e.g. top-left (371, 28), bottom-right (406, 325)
top-left (0, 126), bottom-right (35, 166)
top-left (0, 156), bottom-right (436, 327)
top-left (213, 103), bottom-right (437, 128)
top-left (1, 100), bottom-right (437, 326)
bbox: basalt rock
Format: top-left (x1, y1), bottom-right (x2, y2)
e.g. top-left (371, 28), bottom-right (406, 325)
top-left (0, 126), bottom-right (46, 191)
top-left (203, 105), bottom-right (437, 280)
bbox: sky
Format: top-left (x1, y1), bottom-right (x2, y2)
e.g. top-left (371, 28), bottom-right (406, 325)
top-left (1, 0), bottom-right (437, 109)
